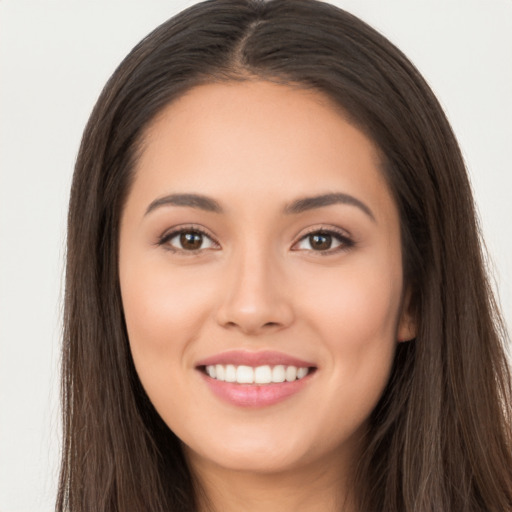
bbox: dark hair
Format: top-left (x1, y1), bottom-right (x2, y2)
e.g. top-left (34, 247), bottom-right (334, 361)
top-left (58, 0), bottom-right (512, 510)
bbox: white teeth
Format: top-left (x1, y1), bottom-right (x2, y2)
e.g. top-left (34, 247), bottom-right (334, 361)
top-left (254, 365), bottom-right (272, 384)
top-left (272, 365), bottom-right (286, 383)
top-left (236, 365), bottom-right (254, 383)
top-left (225, 364), bottom-right (236, 382)
top-left (215, 364), bottom-right (225, 381)
top-left (285, 366), bottom-right (297, 382)
top-left (297, 367), bottom-right (308, 379)
top-left (205, 364), bottom-right (311, 384)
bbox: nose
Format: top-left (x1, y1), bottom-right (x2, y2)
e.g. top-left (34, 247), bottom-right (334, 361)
top-left (215, 246), bottom-right (295, 336)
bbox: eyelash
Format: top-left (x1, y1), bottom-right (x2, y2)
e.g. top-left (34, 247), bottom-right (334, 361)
top-left (157, 225), bottom-right (354, 255)
top-left (157, 225), bottom-right (219, 254)
top-left (291, 227), bottom-right (355, 255)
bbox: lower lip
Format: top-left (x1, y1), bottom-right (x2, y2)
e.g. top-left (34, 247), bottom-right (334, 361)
top-left (200, 371), bottom-right (314, 408)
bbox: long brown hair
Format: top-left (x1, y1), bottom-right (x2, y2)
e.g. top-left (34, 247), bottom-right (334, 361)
top-left (58, 1), bottom-right (512, 510)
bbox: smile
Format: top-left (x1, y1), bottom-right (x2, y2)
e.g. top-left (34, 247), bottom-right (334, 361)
top-left (196, 351), bottom-right (317, 407)
top-left (204, 364), bottom-right (310, 384)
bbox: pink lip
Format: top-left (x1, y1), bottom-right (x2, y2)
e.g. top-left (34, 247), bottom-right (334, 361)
top-left (199, 371), bottom-right (314, 408)
top-left (195, 350), bottom-right (317, 408)
top-left (195, 350), bottom-right (315, 368)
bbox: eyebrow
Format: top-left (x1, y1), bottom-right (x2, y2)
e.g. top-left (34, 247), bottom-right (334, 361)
top-left (145, 193), bottom-right (223, 215)
top-left (145, 191), bottom-right (375, 222)
top-left (284, 192), bottom-right (376, 221)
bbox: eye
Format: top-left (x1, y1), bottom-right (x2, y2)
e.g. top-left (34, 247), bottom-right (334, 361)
top-left (158, 227), bottom-right (219, 253)
top-left (292, 229), bottom-right (353, 253)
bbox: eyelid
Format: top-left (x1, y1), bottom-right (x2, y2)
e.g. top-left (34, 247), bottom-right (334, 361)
top-left (291, 225), bottom-right (355, 253)
top-left (157, 224), bottom-right (220, 253)
top-left (155, 224), bottom-right (354, 255)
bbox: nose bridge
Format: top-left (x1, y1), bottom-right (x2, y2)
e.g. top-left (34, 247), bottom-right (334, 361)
top-left (235, 244), bottom-right (274, 304)
top-left (216, 237), bottom-right (293, 334)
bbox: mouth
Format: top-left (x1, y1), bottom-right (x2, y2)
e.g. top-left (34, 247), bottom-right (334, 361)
top-left (195, 351), bottom-right (317, 407)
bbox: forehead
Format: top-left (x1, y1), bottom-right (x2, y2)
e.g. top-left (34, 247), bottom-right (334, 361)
top-left (131, 80), bottom-right (395, 222)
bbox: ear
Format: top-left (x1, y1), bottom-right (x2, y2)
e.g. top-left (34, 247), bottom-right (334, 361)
top-left (397, 286), bottom-right (417, 342)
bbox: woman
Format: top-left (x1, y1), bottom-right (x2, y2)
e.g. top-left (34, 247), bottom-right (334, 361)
top-left (57, 0), bottom-right (512, 510)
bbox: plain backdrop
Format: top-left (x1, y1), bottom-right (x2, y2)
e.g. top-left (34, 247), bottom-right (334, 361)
top-left (0, 1), bottom-right (511, 510)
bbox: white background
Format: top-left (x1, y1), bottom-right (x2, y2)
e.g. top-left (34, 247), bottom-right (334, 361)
top-left (1, 1), bottom-right (511, 510)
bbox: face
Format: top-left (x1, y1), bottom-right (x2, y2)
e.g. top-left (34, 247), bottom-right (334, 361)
top-left (119, 81), bottom-right (415, 478)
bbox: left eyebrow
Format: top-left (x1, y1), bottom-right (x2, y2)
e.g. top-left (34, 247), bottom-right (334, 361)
top-left (283, 192), bottom-right (376, 222)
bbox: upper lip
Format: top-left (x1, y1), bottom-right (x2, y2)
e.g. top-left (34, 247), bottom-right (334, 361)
top-left (195, 350), bottom-right (316, 368)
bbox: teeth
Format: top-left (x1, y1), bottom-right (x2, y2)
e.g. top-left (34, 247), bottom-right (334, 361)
top-left (272, 365), bottom-right (286, 383)
top-left (297, 367), bottom-right (308, 379)
top-left (215, 364), bottom-right (225, 381)
top-left (254, 365), bottom-right (272, 384)
top-left (237, 365), bottom-right (254, 383)
top-left (225, 364), bottom-right (236, 382)
top-left (205, 364), bottom-right (311, 384)
top-left (285, 366), bottom-right (297, 382)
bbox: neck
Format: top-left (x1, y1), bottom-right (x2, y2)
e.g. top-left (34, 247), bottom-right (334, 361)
top-left (188, 451), bottom-right (358, 512)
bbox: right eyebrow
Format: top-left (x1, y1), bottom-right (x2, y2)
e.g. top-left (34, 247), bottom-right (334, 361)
top-left (145, 193), bottom-right (223, 216)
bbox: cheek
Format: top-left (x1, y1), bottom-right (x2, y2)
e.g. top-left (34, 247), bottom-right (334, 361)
top-left (119, 262), bottom-right (218, 423)
top-left (302, 253), bottom-right (402, 346)
top-left (298, 256), bottom-right (401, 421)
top-left (120, 260), bottom-right (215, 366)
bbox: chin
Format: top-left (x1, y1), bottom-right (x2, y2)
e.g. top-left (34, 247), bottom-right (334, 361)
top-left (183, 428), bottom-right (325, 476)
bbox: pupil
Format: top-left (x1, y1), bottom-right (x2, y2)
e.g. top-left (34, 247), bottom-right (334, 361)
top-left (310, 233), bottom-right (332, 250)
top-left (180, 232), bottom-right (202, 250)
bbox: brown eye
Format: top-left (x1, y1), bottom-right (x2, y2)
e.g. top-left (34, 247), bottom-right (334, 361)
top-left (293, 229), bottom-right (353, 253)
top-left (309, 233), bottom-right (332, 250)
top-left (160, 228), bottom-right (218, 252)
top-left (180, 231), bottom-right (203, 250)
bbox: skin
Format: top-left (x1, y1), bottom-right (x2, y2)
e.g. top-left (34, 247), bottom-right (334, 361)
top-left (119, 81), bottom-right (415, 512)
